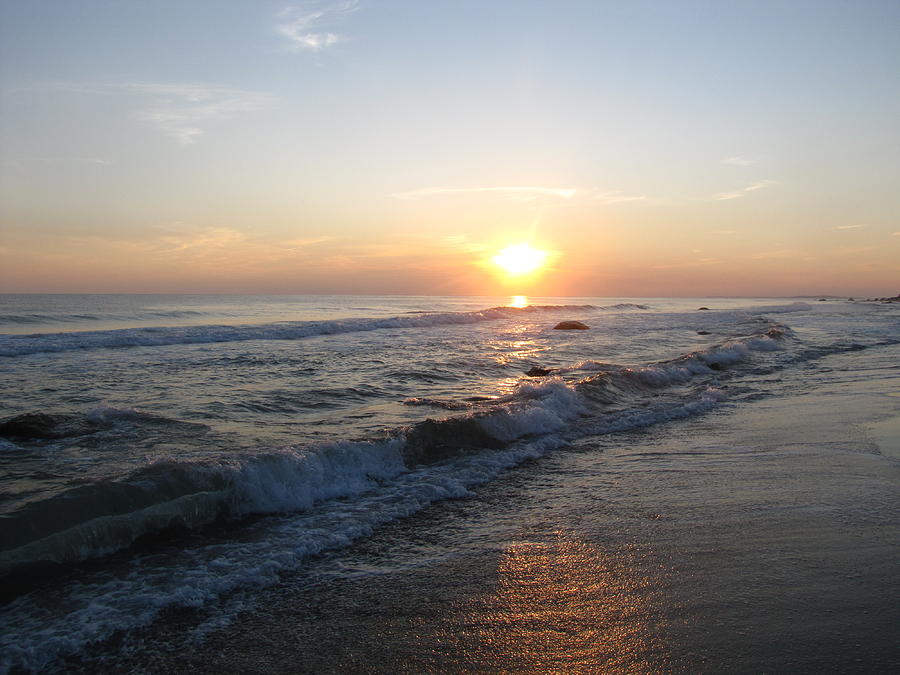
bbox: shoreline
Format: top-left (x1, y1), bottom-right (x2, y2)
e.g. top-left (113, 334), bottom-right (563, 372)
top-left (67, 343), bottom-right (900, 673)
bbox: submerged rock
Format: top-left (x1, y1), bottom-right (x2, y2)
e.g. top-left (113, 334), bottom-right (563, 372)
top-left (553, 321), bottom-right (589, 330)
top-left (697, 330), bottom-right (711, 335)
top-left (697, 307), bottom-right (710, 311)
top-left (525, 366), bottom-right (554, 377)
top-left (0, 413), bottom-right (100, 440)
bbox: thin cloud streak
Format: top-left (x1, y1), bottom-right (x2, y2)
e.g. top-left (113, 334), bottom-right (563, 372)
top-left (833, 224), bottom-right (865, 230)
top-left (276, 1), bottom-right (359, 51)
top-left (65, 226), bottom-right (341, 271)
top-left (750, 248), bottom-right (802, 260)
top-left (722, 156), bottom-right (754, 166)
top-left (714, 179), bottom-right (776, 201)
top-left (18, 156), bottom-right (114, 165)
top-left (591, 190), bottom-right (647, 204)
top-left (390, 186), bottom-right (580, 200)
top-left (34, 81), bottom-right (275, 144)
top-left (124, 83), bottom-right (275, 144)
top-left (652, 257), bottom-right (722, 270)
top-left (390, 186), bottom-right (647, 203)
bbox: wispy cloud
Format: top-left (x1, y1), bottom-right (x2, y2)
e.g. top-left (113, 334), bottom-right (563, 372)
top-left (835, 245), bottom-right (876, 256)
top-left (722, 156), bottom-right (754, 166)
top-left (591, 190), bottom-right (647, 204)
top-left (276, 1), bottom-right (359, 51)
top-left (390, 186), bottom-right (648, 204)
top-left (36, 81), bottom-right (275, 144)
top-left (10, 156), bottom-right (114, 166)
top-left (743, 180), bottom-right (774, 192)
top-left (390, 186), bottom-right (579, 201)
top-left (124, 83), bottom-right (275, 144)
top-left (283, 236), bottom-right (337, 249)
top-left (714, 179), bottom-right (776, 201)
top-left (749, 248), bottom-right (802, 260)
top-left (83, 225), bottom-right (339, 269)
top-left (832, 224), bottom-right (865, 230)
top-left (653, 257), bottom-right (722, 270)
top-left (442, 234), bottom-right (488, 253)
top-left (893, 232), bottom-right (900, 237)
top-left (158, 227), bottom-right (248, 253)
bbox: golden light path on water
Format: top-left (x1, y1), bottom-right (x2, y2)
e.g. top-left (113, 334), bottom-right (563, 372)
top-left (449, 531), bottom-right (667, 672)
top-left (511, 295), bottom-right (528, 308)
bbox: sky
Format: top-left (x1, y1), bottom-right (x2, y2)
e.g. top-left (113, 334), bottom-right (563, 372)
top-left (1, 0), bottom-right (898, 297)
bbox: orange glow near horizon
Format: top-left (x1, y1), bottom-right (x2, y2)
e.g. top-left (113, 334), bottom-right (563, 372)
top-left (492, 243), bottom-right (548, 277)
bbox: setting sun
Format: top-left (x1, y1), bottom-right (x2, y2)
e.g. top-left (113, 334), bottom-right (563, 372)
top-left (492, 243), bottom-right (548, 277)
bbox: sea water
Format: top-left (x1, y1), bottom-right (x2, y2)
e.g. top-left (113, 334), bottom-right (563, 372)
top-left (0, 295), bottom-right (897, 672)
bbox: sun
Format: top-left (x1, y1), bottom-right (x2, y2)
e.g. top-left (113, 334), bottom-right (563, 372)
top-left (492, 243), bottom-right (548, 277)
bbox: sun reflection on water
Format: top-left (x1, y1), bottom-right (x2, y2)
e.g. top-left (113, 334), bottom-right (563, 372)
top-left (467, 531), bottom-right (666, 672)
top-left (510, 295), bottom-right (529, 308)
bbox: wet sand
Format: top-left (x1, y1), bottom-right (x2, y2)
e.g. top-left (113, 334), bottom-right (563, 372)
top-left (72, 348), bottom-right (900, 673)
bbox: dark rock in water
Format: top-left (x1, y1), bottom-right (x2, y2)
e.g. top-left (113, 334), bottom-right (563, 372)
top-left (553, 320), bottom-right (589, 330)
top-left (697, 307), bottom-right (710, 311)
top-left (819, 298), bottom-right (827, 301)
top-left (697, 330), bottom-right (711, 335)
top-left (0, 412), bottom-right (100, 440)
top-left (848, 298), bottom-right (854, 301)
top-left (525, 366), bottom-right (554, 377)
top-left (708, 362), bottom-right (726, 371)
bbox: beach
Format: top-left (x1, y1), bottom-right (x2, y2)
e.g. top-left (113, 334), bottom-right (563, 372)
top-left (66, 337), bottom-right (899, 673)
top-left (0, 296), bottom-right (897, 672)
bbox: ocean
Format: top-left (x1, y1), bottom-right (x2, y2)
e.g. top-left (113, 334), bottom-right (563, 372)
top-left (0, 294), bottom-right (898, 672)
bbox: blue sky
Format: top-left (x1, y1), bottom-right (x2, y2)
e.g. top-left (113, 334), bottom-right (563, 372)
top-left (1, 0), bottom-right (898, 295)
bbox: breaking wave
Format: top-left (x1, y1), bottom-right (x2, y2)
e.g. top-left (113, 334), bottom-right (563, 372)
top-left (0, 322), bottom-right (791, 582)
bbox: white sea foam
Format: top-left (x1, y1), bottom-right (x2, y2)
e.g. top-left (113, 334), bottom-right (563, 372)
top-left (0, 433), bottom-right (565, 673)
top-left (477, 378), bottom-right (586, 442)
top-left (0, 440), bottom-right (408, 578)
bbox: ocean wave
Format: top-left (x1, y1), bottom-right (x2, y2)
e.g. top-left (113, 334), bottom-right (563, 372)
top-left (0, 355), bottom-right (739, 671)
top-left (741, 301), bottom-right (811, 313)
top-left (0, 432), bottom-right (565, 674)
top-left (0, 319), bottom-right (807, 673)
top-left (0, 322), bottom-right (792, 583)
top-left (0, 406), bottom-right (205, 444)
top-left (0, 309), bottom-right (211, 325)
top-left (0, 304), bottom-right (641, 358)
top-left (0, 439), bottom-right (407, 580)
